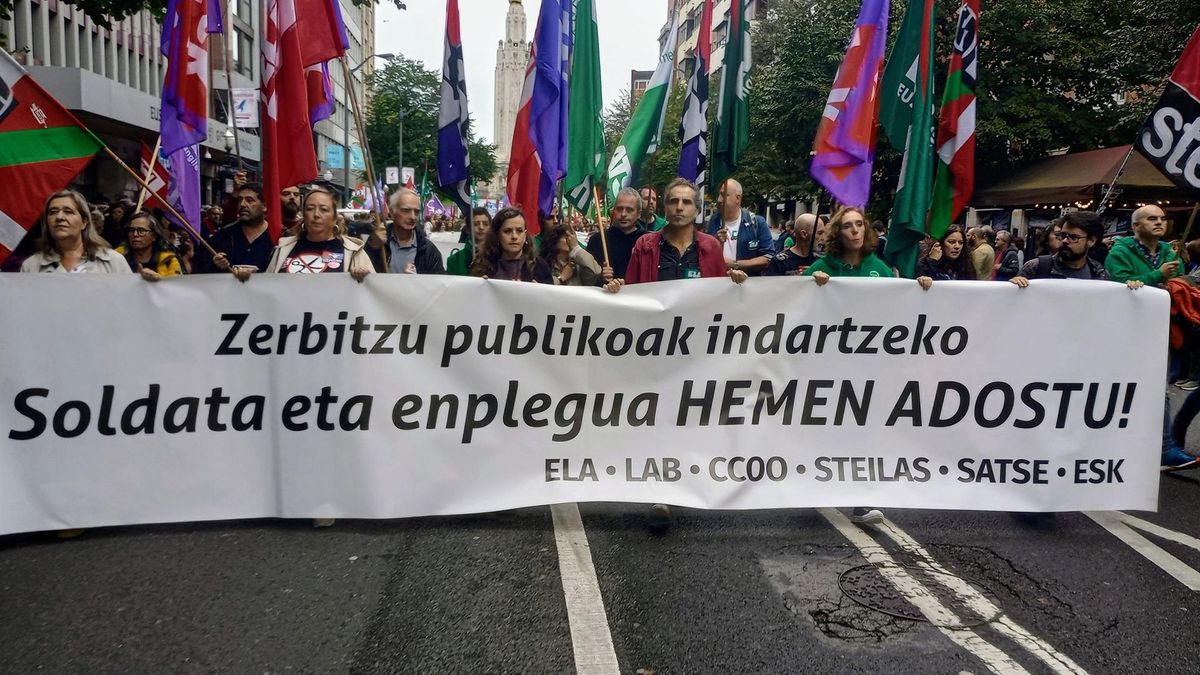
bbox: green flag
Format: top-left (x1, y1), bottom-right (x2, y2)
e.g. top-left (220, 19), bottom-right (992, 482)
top-left (606, 10), bottom-right (678, 198)
top-left (710, 0), bottom-right (752, 192)
top-left (880, 0), bottom-right (937, 278)
top-left (565, 0), bottom-right (605, 213)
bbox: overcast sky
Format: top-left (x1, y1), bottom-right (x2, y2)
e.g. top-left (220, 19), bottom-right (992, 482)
top-left (374, 0), bottom-right (667, 146)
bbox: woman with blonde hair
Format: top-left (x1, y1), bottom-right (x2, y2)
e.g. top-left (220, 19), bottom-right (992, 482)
top-left (21, 190), bottom-right (131, 274)
top-left (265, 186), bottom-right (373, 281)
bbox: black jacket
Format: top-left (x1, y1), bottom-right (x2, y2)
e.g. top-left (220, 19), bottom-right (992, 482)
top-left (366, 226), bottom-right (445, 274)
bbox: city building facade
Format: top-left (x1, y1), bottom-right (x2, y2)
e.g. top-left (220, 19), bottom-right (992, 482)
top-left (488, 0), bottom-right (528, 200)
top-left (2, 0), bottom-right (373, 209)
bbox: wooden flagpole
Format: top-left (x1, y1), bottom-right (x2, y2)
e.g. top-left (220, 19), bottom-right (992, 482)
top-left (103, 146), bottom-right (219, 257)
top-left (339, 55), bottom-right (388, 269)
top-left (222, 31), bottom-right (245, 170)
top-left (1182, 202), bottom-right (1200, 244)
top-left (134, 136), bottom-right (163, 212)
top-left (594, 183), bottom-right (610, 267)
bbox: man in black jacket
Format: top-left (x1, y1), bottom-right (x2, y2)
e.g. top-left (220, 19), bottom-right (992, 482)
top-left (366, 188), bottom-right (445, 274)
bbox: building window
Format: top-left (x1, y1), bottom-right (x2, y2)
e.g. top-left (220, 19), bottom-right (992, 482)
top-left (233, 0), bottom-right (253, 20)
top-left (230, 28), bottom-right (253, 78)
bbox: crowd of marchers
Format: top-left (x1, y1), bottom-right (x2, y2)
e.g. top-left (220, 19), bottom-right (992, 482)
top-left (6, 172), bottom-right (1197, 531)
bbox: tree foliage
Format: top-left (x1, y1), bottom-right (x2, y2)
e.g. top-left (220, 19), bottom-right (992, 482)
top-left (363, 54), bottom-right (496, 195)
top-left (740, 0), bottom-right (1200, 211)
top-left (603, 88), bottom-right (634, 161)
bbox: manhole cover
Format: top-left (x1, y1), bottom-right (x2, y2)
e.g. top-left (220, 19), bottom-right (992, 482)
top-left (837, 563), bottom-right (1002, 628)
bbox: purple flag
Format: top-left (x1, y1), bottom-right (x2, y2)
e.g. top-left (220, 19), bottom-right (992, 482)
top-left (162, 145), bottom-right (203, 241)
top-left (810, 0), bottom-right (889, 207)
top-left (530, 0), bottom-right (570, 217)
top-left (309, 62), bottom-right (336, 125)
top-left (425, 194), bottom-right (448, 217)
top-left (161, 0), bottom-right (221, 236)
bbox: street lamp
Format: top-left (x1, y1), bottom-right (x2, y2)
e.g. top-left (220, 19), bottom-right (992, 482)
top-left (223, 127), bottom-right (234, 153)
top-left (343, 52), bottom-right (396, 204)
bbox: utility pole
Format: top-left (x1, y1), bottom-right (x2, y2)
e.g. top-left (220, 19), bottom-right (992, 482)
top-left (398, 109), bottom-right (406, 182)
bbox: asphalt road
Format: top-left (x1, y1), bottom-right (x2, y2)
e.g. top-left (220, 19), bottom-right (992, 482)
top-left (1, 387), bottom-right (1199, 674)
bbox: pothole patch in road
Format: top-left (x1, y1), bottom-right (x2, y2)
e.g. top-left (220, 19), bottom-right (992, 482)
top-left (762, 551), bottom-right (932, 645)
top-left (838, 563), bottom-right (1003, 628)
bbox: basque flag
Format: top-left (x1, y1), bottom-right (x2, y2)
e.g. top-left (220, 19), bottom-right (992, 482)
top-left (438, 0), bottom-right (472, 214)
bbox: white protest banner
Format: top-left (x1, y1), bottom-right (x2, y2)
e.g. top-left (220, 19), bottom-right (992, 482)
top-left (231, 88), bottom-right (259, 128)
top-left (0, 275), bottom-right (1167, 535)
top-left (386, 166), bottom-right (400, 185)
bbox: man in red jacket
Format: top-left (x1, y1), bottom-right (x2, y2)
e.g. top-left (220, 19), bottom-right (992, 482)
top-left (606, 177), bottom-right (746, 290)
top-left (604, 178), bottom-right (745, 530)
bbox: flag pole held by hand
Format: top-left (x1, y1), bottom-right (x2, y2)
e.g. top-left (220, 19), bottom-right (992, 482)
top-left (102, 146), bottom-right (218, 258)
top-left (594, 184), bottom-right (610, 267)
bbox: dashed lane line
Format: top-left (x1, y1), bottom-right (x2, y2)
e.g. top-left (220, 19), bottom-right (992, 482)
top-left (550, 503), bottom-right (621, 675)
top-left (1084, 511), bottom-right (1200, 591)
top-left (876, 517), bottom-right (1087, 675)
top-left (819, 508), bottom-right (1032, 675)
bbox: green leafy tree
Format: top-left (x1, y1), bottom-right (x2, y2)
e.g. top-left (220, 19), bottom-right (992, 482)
top-left (739, 0), bottom-right (1200, 212)
top-left (638, 82), bottom-right (688, 195)
top-left (603, 88), bottom-right (634, 161)
top-left (364, 54), bottom-right (495, 197)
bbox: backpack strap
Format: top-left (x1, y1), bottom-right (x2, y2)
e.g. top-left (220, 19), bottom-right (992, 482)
top-left (1036, 254), bottom-right (1054, 278)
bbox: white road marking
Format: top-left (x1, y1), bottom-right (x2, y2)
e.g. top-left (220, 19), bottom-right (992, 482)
top-left (1085, 511), bottom-right (1200, 591)
top-left (1112, 512), bottom-right (1200, 553)
top-left (550, 503), bottom-right (620, 675)
top-left (819, 508), bottom-right (1032, 675)
top-left (876, 518), bottom-right (1087, 675)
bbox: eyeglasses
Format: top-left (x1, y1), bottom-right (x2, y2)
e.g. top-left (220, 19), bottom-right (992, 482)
top-left (126, 227), bottom-right (153, 235)
top-left (1058, 232), bottom-right (1088, 243)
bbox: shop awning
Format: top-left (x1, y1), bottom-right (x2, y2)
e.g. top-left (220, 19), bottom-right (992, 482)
top-left (973, 145), bottom-right (1180, 207)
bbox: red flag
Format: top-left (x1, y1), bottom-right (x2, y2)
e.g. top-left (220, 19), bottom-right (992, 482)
top-left (261, 0), bottom-right (346, 242)
top-left (295, 0), bottom-right (348, 65)
top-left (139, 142), bottom-right (171, 210)
top-left (1136, 26), bottom-right (1200, 194)
top-left (507, 52), bottom-right (541, 234)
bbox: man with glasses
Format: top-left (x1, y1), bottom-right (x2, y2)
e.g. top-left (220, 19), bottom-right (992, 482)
top-left (1007, 213), bottom-right (1198, 472)
top-left (367, 188), bottom-right (445, 274)
top-left (1010, 212), bottom-right (1138, 285)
